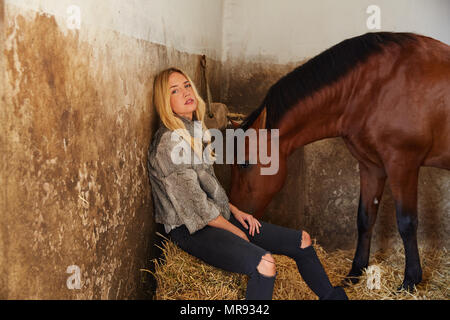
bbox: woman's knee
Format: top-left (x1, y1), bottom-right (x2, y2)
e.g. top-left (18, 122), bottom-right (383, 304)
top-left (300, 231), bottom-right (312, 249)
top-left (257, 253), bottom-right (276, 277)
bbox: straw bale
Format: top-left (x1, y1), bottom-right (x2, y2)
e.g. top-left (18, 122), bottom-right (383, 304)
top-left (143, 234), bottom-right (448, 300)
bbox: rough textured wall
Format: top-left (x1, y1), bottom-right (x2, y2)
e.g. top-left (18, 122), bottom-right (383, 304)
top-left (1, 4), bottom-right (222, 299)
top-left (219, 58), bottom-right (450, 252)
top-left (0, 0), bottom-right (7, 295)
top-left (2, 6), bottom-right (154, 299)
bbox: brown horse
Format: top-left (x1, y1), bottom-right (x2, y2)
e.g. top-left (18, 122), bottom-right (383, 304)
top-left (228, 32), bottom-right (450, 291)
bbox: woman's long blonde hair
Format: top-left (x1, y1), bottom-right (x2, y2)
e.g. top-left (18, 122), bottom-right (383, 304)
top-left (153, 67), bottom-right (214, 161)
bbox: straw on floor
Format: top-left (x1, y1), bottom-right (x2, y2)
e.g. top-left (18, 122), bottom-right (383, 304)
top-left (143, 233), bottom-right (449, 300)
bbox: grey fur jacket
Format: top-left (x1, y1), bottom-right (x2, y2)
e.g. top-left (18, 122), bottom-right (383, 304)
top-left (147, 114), bottom-right (231, 234)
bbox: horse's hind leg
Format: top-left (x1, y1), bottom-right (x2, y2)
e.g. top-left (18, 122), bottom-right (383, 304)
top-left (385, 161), bottom-right (422, 291)
top-left (344, 163), bottom-right (386, 285)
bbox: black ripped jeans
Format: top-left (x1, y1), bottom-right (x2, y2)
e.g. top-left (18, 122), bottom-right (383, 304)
top-left (168, 214), bottom-right (348, 300)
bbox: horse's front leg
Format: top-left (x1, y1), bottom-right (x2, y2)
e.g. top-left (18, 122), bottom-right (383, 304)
top-left (344, 163), bottom-right (386, 285)
top-left (386, 162), bottom-right (422, 291)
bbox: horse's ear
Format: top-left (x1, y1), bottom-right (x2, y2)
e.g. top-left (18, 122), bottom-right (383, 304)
top-left (230, 119), bottom-right (241, 129)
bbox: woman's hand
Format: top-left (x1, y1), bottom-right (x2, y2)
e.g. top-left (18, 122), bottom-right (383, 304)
top-left (229, 203), bottom-right (261, 237)
top-left (208, 214), bottom-right (249, 242)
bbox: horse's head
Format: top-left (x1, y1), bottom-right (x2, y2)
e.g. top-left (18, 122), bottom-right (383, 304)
top-left (228, 108), bottom-right (288, 218)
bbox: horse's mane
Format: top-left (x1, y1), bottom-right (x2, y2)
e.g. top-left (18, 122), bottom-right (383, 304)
top-left (240, 32), bottom-right (418, 130)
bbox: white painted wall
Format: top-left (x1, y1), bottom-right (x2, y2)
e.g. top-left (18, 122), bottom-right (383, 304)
top-left (6, 0), bottom-right (225, 60)
top-left (222, 0), bottom-right (450, 63)
top-left (6, 0), bottom-right (450, 63)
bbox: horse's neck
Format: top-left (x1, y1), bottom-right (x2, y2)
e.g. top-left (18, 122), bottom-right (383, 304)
top-left (278, 84), bottom-right (349, 156)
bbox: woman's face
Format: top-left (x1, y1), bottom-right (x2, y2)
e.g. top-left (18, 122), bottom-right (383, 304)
top-left (168, 72), bottom-right (197, 120)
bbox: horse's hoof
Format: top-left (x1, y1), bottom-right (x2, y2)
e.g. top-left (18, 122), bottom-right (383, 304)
top-left (343, 267), bottom-right (363, 285)
top-left (342, 271), bottom-right (361, 287)
top-left (396, 281), bottom-right (418, 293)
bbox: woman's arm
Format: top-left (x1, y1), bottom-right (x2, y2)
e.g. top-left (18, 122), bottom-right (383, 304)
top-left (229, 202), bottom-right (261, 236)
top-left (207, 215), bottom-right (249, 242)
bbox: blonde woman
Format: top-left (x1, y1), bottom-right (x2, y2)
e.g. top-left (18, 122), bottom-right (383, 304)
top-left (147, 67), bottom-right (348, 300)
